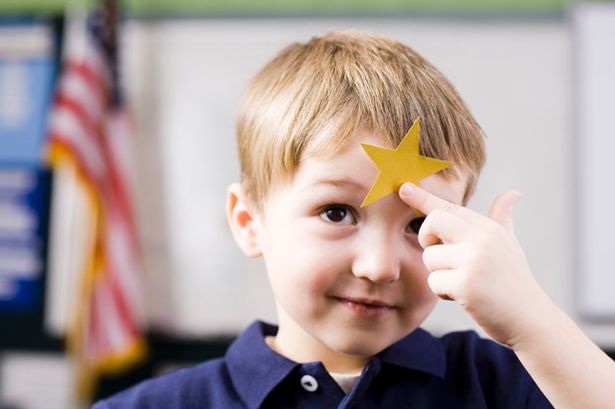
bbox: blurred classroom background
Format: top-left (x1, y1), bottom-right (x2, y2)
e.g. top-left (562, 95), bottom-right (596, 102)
top-left (1, 0), bottom-right (615, 408)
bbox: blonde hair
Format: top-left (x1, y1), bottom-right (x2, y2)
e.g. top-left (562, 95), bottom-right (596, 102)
top-left (236, 30), bottom-right (485, 209)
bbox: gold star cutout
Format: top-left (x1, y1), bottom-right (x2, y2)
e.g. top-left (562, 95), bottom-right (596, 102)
top-left (361, 117), bottom-right (452, 207)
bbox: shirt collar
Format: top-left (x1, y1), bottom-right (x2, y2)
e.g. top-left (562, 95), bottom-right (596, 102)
top-left (226, 321), bottom-right (446, 409)
top-left (376, 326), bottom-right (447, 379)
top-left (226, 321), bottom-right (298, 409)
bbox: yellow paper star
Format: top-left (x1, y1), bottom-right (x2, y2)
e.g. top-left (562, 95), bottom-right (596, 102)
top-left (361, 117), bottom-right (452, 207)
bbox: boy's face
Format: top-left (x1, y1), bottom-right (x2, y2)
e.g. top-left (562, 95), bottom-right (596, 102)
top-left (230, 129), bottom-right (468, 367)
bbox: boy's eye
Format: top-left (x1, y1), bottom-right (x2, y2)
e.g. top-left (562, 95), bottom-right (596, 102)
top-left (320, 205), bottom-right (356, 225)
top-left (405, 216), bottom-right (425, 234)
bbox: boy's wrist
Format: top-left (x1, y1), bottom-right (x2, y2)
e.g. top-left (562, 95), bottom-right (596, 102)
top-left (507, 291), bottom-right (615, 409)
top-left (509, 292), bottom-right (568, 353)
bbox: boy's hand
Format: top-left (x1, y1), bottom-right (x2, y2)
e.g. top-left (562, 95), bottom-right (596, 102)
top-left (399, 182), bottom-right (552, 348)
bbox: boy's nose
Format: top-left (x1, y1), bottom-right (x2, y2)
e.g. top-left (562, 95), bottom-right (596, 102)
top-left (352, 235), bottom-right (402, 284)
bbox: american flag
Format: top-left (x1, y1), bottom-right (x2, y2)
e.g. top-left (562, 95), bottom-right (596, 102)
top-left (46, 0), bottom-right (146, 399)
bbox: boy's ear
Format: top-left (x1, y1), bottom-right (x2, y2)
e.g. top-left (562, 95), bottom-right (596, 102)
top-left (226, 183), bottom-right (262, 258)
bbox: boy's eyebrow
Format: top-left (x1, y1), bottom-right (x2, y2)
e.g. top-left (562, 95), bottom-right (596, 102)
top-left (310, 178), bottom-right (368, 191)
top-left (312, 177), bottom-right (463, 206)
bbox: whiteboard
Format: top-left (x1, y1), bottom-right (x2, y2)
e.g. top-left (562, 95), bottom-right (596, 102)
top-left (575, 4), bottom-right (615, 319)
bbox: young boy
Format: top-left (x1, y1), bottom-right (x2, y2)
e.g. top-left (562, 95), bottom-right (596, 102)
top-left (94, 30), bottom-right (615, 408)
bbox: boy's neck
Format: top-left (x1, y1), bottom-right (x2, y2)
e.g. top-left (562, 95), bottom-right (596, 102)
top-left (268, 310), bottom-right (369, 374)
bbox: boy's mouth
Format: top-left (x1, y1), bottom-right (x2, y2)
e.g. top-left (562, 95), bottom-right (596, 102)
top-left (334, 296), bottom-right (395, 317)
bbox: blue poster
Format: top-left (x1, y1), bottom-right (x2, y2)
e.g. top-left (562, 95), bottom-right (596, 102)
top-left (0, 22), bottom-right (55, 165)
top-left (0, 168), bottom-right (50, 312)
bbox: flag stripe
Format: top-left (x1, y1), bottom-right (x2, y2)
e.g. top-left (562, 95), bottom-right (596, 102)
top-left (105, 215), bottom-right (141, 327)
top-left (49, 109), bottom-right (106, 181)
top-left (66, 59), bottom-right (108, 101)
top-left (57, 70), bottom-right (105, 125)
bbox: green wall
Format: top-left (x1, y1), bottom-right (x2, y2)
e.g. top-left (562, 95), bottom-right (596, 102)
top-left (0, 0), bottom-right (593, 15)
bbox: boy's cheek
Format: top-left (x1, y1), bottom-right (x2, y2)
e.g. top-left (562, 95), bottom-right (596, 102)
top-left (294, 247), bottom-right (350, 282)
top-left (401, 258), bottom-right (436, 296)
top-left (401, 244), bottom-right (429, 273)
top-left (301, 220), bottom-right (356, 241)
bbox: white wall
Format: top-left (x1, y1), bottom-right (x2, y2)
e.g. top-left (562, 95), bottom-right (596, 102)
top-left (116, 16), bottom-right (600, 343)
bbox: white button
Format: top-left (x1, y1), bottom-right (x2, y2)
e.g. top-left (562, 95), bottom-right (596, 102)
top-left (300, 374), bottom-right (318, 392)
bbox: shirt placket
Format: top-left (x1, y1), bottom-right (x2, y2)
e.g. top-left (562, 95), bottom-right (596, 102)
top-left (293, 362), bottom-right (346, 408)
top-left (337, 359), bottom-right (382, 409)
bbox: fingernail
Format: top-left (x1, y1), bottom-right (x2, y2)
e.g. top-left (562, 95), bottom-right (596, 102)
top-left (400, 183), bottom-right (414, 197)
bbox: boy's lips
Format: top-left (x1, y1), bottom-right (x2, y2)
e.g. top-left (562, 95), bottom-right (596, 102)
top-left (339, 296), bottom-right (394, 307)
top-left (333, 296), bottom-right (396, 317)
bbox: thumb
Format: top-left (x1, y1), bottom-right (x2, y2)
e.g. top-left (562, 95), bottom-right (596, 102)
top-left (487, 190), bottom-right (521, 233)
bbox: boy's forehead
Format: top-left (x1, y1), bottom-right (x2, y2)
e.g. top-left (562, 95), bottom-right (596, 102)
top-left (294, 142), bottom-right (468, 206)
top-left (295, 142), bottom-right (373, 188)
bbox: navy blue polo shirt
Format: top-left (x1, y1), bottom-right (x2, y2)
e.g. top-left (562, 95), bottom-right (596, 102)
top-left (93, 321), bottom-right (553, 408)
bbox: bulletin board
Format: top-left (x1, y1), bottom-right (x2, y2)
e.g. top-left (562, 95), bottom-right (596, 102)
top-left (574, 4), bottom-right (615, 321)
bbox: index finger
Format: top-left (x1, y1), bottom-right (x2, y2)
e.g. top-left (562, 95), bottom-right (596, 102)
top-left (398, 182), bottom-right (480, 223)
